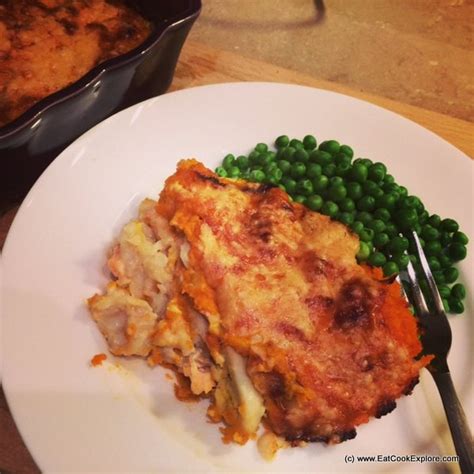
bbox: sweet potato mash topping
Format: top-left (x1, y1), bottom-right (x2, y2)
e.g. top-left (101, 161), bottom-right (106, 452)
top-left (0, 0), bottom-right (151, 126)
top-left (88, 159), bottom-right (430, 454)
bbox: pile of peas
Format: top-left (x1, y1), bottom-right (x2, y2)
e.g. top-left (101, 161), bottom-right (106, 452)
top-left (215, 135), bottom-right (469, 315)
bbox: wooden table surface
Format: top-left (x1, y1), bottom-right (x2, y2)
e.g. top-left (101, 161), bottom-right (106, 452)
top-left (0, 40), bottom-right (472, 473)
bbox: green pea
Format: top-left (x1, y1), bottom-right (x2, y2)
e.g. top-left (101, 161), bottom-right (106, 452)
top-left (394, 208), bottom-right (418, 231)
top-left (354, 158), bottom-right (373, 168)
top-left (227, 166), bottom-right (241, 178)
top-left (394, 254), bottom-right (409, 270)
top-left (397, 196), bottom-right (414, 210)
top-left (362, 180), bottom-right (380, 197)
top-left (359, 228), bottom-right (375, 242)
top-left (294, 148), bottom-right (309, 163)
top-left (275, 135), bottom-right (289, 148)
top-left (278, 159), bottom-right (291, 175)
top-left (296, 179), bottom-right (314, 196)
top-left (443, 267), bottom-right (459, 284)
top-left (368, 251), bottom-right (386, 267)
top-left (338, 212), bottom-right (355, 225)
top-left (384, 222), bottom-right (398, 238)
top-left (372, 188), bottom-right (384, 200)
top-left (328, 184), bottom-right (347, 202)
top-left (357, 211), bottom-right (373, 225)
top-left (351, 221), bottom-right (364, 235)
top-left (347, 182), bottom-right (363, 200)
top-left (442, 298), bottom-right (450, 313)
top-left (264, 162), bottom-right (278, 174)
top-left (398, 186), bottom-right (408, 198)
top-left (383, 183), bottom-right (400, 194)
top-left (424, 240), bottom-right (443, 256)
top-left (421, 225), bottom-right (440, 241)
top-left (448, 243), bottom-right (467, 261)
top-left (452, 231), bottom-right (469, 245)
top-left (248, 150), bottom-right (260, 164)
top-left (427, 214), bottom-right (441, 228)
top-left (309, 150), bottom-right (332, 166)
top-left (293, 194), bottom-right (306, 204)
top-left (306, 194), bottom-right (323, 211)
top-left (433, 271), bottom-right (445, 285)
top-left (303, 135), bottom-right (317, 150)
top-left (438, 253), bottom-right (453, 268)
top-left (336, 163), bottom-right (352, 177)
top-left (350, 163), bottom-right (368, 183)
top-left (322, 163), bottom-right (337, 177)
top-left (312, 175), bottom-right (329, 192)
top-left (374, 208), bottom-right (391, 222)
top-left (449, 298), bottom-right (464, 314)
top-left (321, 201), bottom-right (339, 217)
top-left (384, 174), bottom-right (395, 184)
top-left (281, 177), bottom-right (297, 194)
top-left (412, 196), bottom-right (424, 210)
top-left (235, 155), bottom-right (249, 170)
top-left (368, 163), bottom-right (386, 182)
top-left (319, 140), bottom-right (340, 155)
top-left (451, 283), bottom-right (466, 300)
top-left (223, 154), bottom-right (236, 170)
top-left (340, 197), bottom-right (356, 212)
top-left (281, 146), bottom-right (296, 162)
top-left (417, 208), bottom-right (428, 222)
top-left (290, 162), bottom-right (306, 179)
top-left (290, 138), bottom-right (304, 149)
top-left (258, 152), bottom-right (273, 166)
top-left (307, 163), bottom-right (322, 178)
top-left (357, 241), bottom-right (372, 261)
top-left (427, 256), bottom-right (441, 272)
top-left (330, 176), bottom-right (344, 186)
top-left (438, 285), bottom-right (451, 299)
top-left (339, 144), bottom-right (354, 158)
top-left (368, 219), bottom-right (386, 233)
top-left (215, 166), bottom-right (227, 177)
top-left (357, 195), bottom-right (376, 212)
top-left (254, 143), bottom-right (268, 153)
top-left (250, 169), bottom-right (265, 182)
top-left (388, 236), bottom-right (409, 255)
top-left (383, 261), bottom-right (399, 276)
top-left (268, 168), bottom-right (283, 183)
top-left (440, 218), bottom-right (459, 233)
top-left (334, 152), bottom-right (351, 166)
top-left (439, 232), bottom-right (452, 247)
top-left (374, 232), bottom-right (389, 248)
top-left (376, 193), bottom-right (398, 210)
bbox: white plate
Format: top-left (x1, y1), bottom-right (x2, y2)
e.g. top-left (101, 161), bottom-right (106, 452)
top-left (2, 83), bottom-right (473, 473)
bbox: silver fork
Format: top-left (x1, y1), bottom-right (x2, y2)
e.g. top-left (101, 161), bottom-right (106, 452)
top-left (400, 231), bottom-right (473, 474)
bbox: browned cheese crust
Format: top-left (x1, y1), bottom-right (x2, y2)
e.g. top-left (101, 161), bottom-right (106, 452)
top-left (155, 160), bottom-right (430, 444)
top-left (0, 0), bottom-right (151, 126)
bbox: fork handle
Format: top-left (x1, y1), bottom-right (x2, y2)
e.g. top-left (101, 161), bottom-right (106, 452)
top-left (432, 371), bottom-right (473, 474)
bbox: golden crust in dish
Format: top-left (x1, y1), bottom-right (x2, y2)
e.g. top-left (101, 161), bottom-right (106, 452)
top-left (88, 159), bottom-right (430, 454)
top-left (0, 0), bottom-right (151, 126)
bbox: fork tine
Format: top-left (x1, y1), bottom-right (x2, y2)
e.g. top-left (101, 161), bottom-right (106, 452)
top-left (405, 258), bottom-right (430, 315)
top-left (411, 231), bottom-right (445, 314)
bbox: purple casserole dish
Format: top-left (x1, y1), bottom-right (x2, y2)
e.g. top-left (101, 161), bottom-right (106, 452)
top-left (0, 0), bottom-right (201, 208)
